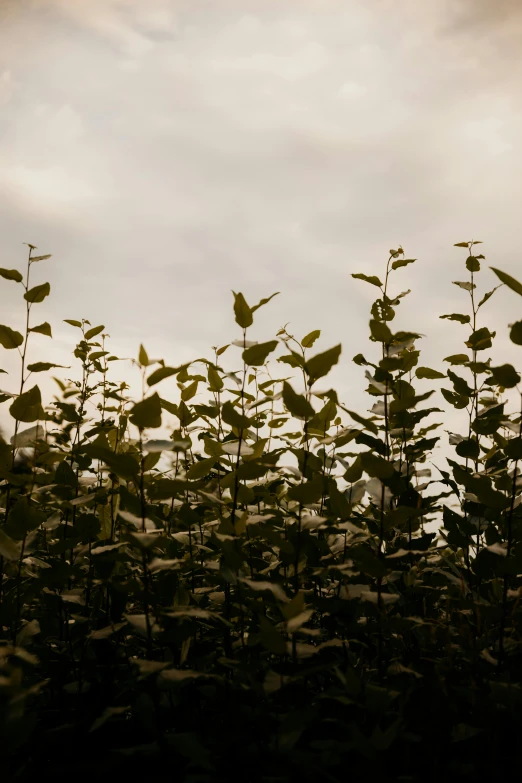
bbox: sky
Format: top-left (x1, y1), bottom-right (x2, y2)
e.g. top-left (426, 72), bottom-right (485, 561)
top-left (0, 0), bottom-right (521, 462)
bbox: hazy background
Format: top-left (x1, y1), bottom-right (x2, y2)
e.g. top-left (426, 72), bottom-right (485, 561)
top-left (1, 0), bottom-right (521, 466)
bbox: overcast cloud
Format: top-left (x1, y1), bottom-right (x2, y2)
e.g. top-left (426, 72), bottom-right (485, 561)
top-left (0, 0), bottom-right (521, 444)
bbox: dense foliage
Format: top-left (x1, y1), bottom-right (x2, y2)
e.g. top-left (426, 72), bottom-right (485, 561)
top-left (0, 242), bottom-right (521, 782)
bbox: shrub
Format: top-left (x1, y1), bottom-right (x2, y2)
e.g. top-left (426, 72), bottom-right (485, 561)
top-left (0, 241), bottom-right (521, 782)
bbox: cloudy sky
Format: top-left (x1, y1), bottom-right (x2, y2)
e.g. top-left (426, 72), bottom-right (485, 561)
top-left (1, 0), bottom-right (521, 445)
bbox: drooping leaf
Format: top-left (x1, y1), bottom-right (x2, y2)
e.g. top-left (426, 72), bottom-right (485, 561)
top-left (456, 438), bottom-right (480, 460)
top-left (0, 268), bottom-right (23, 283)
top-left (64, 319), bottom-right (82, 328)
top-left (452, 281), bottom-right (475, 291)
top-left (488, 364), bottom-right (521, 389)
top-left (360, 451), bottom-right (394, 479)
top-left (416, 367), bottom-right (445, 380)
top-left (391, 258), bottom-right (416, 270)
top-left (443, 354), bottom-right (470, 365)
top-left (278, 352), bottom-right (304, 369)
top-left (221, 400), bottom-right (251, 430)
top-left (351, 273), bottom-right (383, 287)
top-left (510, 321), bottom-right (522, 345)
top-left (9, 384), bottom-right (43, 422)
top-left (447, 370), bottom-right (474, 397)
top-left (466, 256), bottom-right (480, 272)
top-left (0, 324), bottom-right (24, 349)
top-left (370, 320), bottom-right (392, 343)
top-left (440, 314), bottom-right (470, 324)
top-left (27, 362), bottom-right (68, 373)
top-left (441, 388), bottom-right (469, 410)
top-left (282, 381), bottom-right (315, 420)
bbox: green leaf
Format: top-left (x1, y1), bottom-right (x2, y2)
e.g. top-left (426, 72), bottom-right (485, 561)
top-left (84, 325), bottom-right (104, 340)
top-left (30, 322), bottom-right (52, 337)
top-left (9, 385), bottom-right (43, 422)
top-left (0, 529), bottom-right (21, 561)
top-left (454, 242), bottom-right (470, 247)
top-left (443, 354), bottom-right (470, 365)
top-left (27, 362), bottom-right (68, 373)
top-left (278, 352), bottom-right (304, 369)
top-left (370, 320), bottom-right (392, 343)
top-left (0, 268), bottom-right (23, 283)
top-left (466, 256), bottom-right (480, 272)
top-left (103, 452), bottom-right (140, 480)
top-left (490, 267), bottom-right (522, 297)
top-left (24, 282), bottom-right (50, 303)
top-left (232, 291), bottom-right (253, 328)
top-left (181, 380), bottom-right (198, 401)
top-left (207, 365), bottom-right (224, 391)
top-left (301, 329), bottom-right (321, 348)
top-left (30, 254), bottom-right (51, 262)
top-left (447, 370), bottom-right (474, 397)
top-left (452, 281), bottom-right (475, 291)
top-left (456, 438), bottom-right (480, 459)
top-left (147, 365), bottom-right (184, 386)
top-left (478, 286), bottom-right (501, 309)
top-left (510, 321), bottom-right (522, 345)
top-left (64, 319), bottom-right (82, 328)
top-left (282, 381), bottom-right (315, 420)
top-left (243, 340), bottom-right (278, 366)
top-left (441, 388), bottom-right (469, 410)
top-left (138, 344), bottom-right (149, 367)
top-left (488, 364), bottom-right (521, 389)
top-left (342, 407), bottom-right (378, 434)
top-left (221, 400), bottom-right (250, 430)
top-left (0, 324), bottom-right (24, 349)
top-left (391, 258), bottom-right (416, 270)
top-left (55, 458), bottom-right (78, 487)
top-left (351, 273), bottom-right (382, 287)
top-left (505, 438), bottom-right (522, 460)
top-left (305, 344), bottom-right (342, 384)
top-left (416, 367), bottom-right (445, 380)
top-left (440, 314), bottom-right (470, 324)
top-left (251, 292), bottom-right (279, 314)
top-left (360, 451), bottom-right (394, 479)
top-left (258, 615), bottom-right (286, 655)
top-left (466, 327), bottom-right (495, 352)
top-left (187, 457), bottom-right (217, 480)
top-left (129, 393), bottom-right (162, 429)
top-left (344, 456), bottom-right (363, 482)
